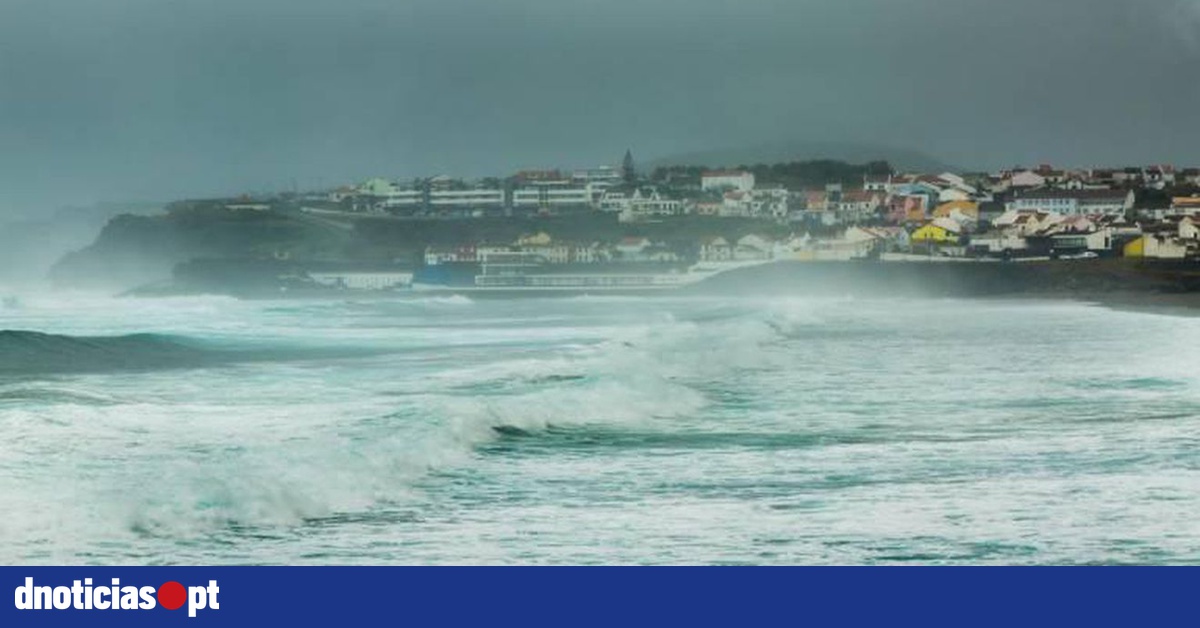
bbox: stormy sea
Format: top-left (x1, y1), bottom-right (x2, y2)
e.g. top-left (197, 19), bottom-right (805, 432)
top-left (1, 292), bottom-right (1198, 565)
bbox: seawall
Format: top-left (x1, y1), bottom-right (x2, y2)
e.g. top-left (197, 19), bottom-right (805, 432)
top-left (693, 259), bottom-right (1200, 300)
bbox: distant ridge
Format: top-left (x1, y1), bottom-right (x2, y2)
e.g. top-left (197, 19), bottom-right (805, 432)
top-left (648, 140), bottom-right (961, 174)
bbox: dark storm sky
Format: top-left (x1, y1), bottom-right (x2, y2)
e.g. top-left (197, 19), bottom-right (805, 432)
top-left (2, 0), bottom-right (1199, 214)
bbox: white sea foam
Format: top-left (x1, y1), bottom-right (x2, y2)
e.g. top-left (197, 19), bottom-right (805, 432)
top-left (3, 293), bottom-right (1200, 564)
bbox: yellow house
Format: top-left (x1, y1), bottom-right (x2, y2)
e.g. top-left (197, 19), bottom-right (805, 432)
top-left (932, 201), bottom-right (979, 220)
top-left (516, 231), bottom-right (553, 246)
top-left (1125, 232), bottom-right (1190, 259)
top-left (1124, 236), bottom-right (1145, 258)
top-left (911, 220), bottom-right (961, 244)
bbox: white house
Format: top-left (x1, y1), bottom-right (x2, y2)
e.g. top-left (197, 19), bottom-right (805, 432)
top-left (424, 245), bottom-right (478, 265)
top-left (357, 178), bottom-right (397, 197)
top-left (734, 235), bottom-right (774, 260)
top-left (616, 189), bottom-right (685, 222)
top-left (994, 210), bottom-right (1065, 237)
top-left (1009, 171), bottom-right (1047, 189)
top-left (969, 232), bottom-right (1030, 253)
top-left (1133, 226), bottom-right (1190, 259)
top-left (864, 173), bottom-right (891, 192)
top-left (1181, 215), bottom-right (1200, 241)
top-left (840, 227), bottom-right (897, 257)
top-left (938, 188), bottom-right (973, 203)
top-left (615, 237), bottom-right (652, 259)
top-left (1145, 165), bottom-right (1176, 189)
top-left (699, 237), bottom-right (733, 261)
top-left (836, 190), bottom-right (884, 223)
top-left (1050, 230), bottom-right (1111, 253)
top-left (354, 178), bottom-right (424, 211)
top-left (701, 171), bottom-right (756, 193)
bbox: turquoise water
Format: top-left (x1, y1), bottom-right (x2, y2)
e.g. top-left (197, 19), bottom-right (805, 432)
top-left (1, 292), bottom-right (1199, 564)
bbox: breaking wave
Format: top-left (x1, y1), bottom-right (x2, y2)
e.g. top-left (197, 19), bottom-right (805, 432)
top-left (0, 294), bottom-right (896, 560)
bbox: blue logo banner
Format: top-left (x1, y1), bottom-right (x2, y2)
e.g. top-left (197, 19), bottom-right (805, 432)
top-left (1, 567), bottom-right (1192, 627)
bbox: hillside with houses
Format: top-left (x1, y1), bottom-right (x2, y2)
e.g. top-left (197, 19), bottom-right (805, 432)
top-left (307, 157), bottom-right (1200, 267)
top-left (50, 154), bottom-right (1200, 295)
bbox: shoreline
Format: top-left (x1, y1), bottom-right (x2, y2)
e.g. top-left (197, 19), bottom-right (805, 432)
top-left (114, 286), bottom-right (1200, 320)
top-left (1055, 291), bottom-right (1200, 318)
top-left (105, 258), bottom-right (1200, 317)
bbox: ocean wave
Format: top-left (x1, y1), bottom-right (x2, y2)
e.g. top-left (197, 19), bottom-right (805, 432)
top-left (0, 329), bottom-right (391, 376)
top-left (0, 384), bottom-right (122, 406)
top-left (0, 330), bottom-right (221, 375)
top-left (0, 295), bottom-right (862, 549)
top-left (114, 334), bottom-right (715, 539)
top-left (415, 294), bottom-right (474, 306)
top-left (440, 379), bottom-right (709, 444)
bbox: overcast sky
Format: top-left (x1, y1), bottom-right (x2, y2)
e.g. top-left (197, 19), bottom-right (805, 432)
top-left (2, 0), bottom-right (1200, 215)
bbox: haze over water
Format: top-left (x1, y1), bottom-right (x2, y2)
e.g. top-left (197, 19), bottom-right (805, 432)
top-left (1, 293), bottom-right (1198, 564)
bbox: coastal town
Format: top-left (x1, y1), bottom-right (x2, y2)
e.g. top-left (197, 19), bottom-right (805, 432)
top-left (291, 153), bottom-right (1200, 272)
top-left (56, 153), bottom-right (1200, 295)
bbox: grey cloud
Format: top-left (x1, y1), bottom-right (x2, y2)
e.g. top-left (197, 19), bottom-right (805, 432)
top-left (1, 0), bottom-right (1198, 216)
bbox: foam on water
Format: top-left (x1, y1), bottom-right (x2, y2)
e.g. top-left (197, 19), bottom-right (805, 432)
top-left (2, 294), bottom-right (1200, 564)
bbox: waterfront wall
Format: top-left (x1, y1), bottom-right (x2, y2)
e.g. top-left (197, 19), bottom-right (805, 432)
top-left (694, 259), bottom-right (1200, 299)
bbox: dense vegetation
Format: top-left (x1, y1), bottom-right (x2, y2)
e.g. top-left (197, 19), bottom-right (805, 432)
top-left (50, 205), bottom-right (350, 289)
top-left (652, 159), bottom-right (893, 190)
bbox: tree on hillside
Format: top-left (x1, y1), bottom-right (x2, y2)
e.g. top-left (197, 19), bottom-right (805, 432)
top-left (623, 149), bottom-right (637, 184)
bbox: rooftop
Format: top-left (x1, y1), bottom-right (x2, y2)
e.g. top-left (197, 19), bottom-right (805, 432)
top-left (1015, 189), bottom-right (1129, 201)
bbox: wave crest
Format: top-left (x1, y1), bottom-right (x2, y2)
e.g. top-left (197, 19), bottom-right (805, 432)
top-left (0, 330), bottom-right (215, 375)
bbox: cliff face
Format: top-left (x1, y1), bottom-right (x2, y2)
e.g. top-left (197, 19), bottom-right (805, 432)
top-left (49, 207), bottom-right (350, 291)
top-left (0, 205), bottom-right (147, 287)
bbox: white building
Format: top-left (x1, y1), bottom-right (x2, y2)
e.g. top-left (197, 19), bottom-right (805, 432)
top-left (429, 188), bottom-right (505, 208)
top-left (994, 210), bottom-right (1065, 237)
top-left (519, 244), bottom-right (571, 264)
top-left (1009, 189), bottom-right (1134, 217)
top-left (938, 188), bottom-right (972, 203)
top-left (969, 232), bottom-right (1031, 253)
top-left (1049, 230), bottom-right (1111, 253)
top-left (572, 166), bottom-right (622, 187)
top-left (701, 170), bottom-right (756, 193)
top-left (718, 188), bottom-right (789, 219)
top-left (355, 178), bottom-right (422, 210)
top-left (1009, 171), bottom-right (1047, 189)
top-left (512, 184), bottom-right (595, 209)
top-left (734, 235), bottom-right (774, 260)
top-left (835, 191), bottom-right (884, 223)
top-left (754, 188), bottom-right (791, 220)
top-left (699, 237), bottom-right (733, 261)
top-left (864, 173), bottom-right (891, 192)
top-left (424, 246), bottom-right (478, 265)
top-left (308, 271), bottom-right (414, 291)
top-left (605, 189), bottom-right (685, 221)
top-left (615, 237), bottom-right (651, 259)
top-left (357, 178), bottom-right (397, 197)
